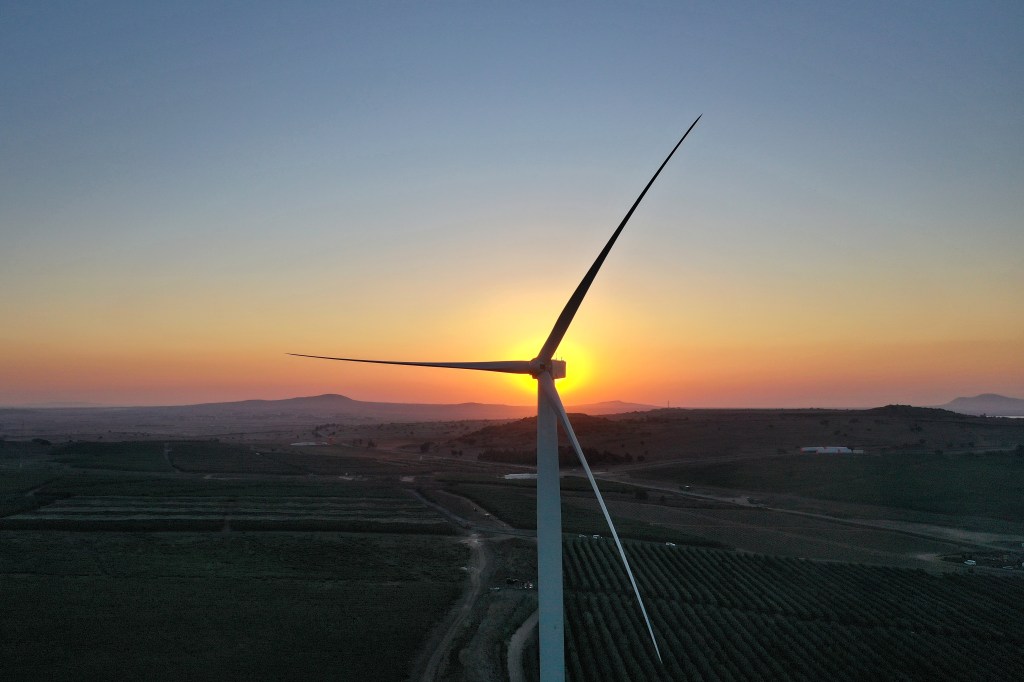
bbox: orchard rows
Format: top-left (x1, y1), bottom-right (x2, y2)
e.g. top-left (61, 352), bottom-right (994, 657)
top-left (558, 538), bottom-right (1024, 681)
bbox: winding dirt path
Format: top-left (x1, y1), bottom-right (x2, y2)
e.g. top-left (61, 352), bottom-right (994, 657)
top-left (506, 609), bottom-right (538, 682)
top-left (413, 533), bottom-right (488, 682)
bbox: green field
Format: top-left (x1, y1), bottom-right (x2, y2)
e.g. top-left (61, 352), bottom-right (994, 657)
top-left (651, 451), bottom-right (1024, 521)
top-left (0, 532), bottom-right (467, 681)
top-left (0, 441), bottom-right (470, 679)
top-left (7, 436), bottom-right (1024, 680)
top-left (447, 482), bottom-right (724, 546)
top-left (557, 539), bottom-right (1024, 682)
top-left (168, 441), bottom-right (307, 474)
top-left (34, 472), bottom-right (400, 499)
top-left (0, 466), bottom-right (59, 516)
top-left (51, 441), bottom-right (174, 472)
top-left (2, 494), bottom-right (454, 533)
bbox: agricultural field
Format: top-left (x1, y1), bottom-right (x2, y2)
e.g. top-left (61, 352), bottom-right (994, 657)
top-left (167, 441), bottom-right (302, 474)
top-left (555, 539), bottom-right (1024, 682)
top-left (51, 440), bottom-right (173, 472)
top-left (576, 498), bottom-right (986, 570)
top-left (645, 450), bottom-right (1024, 522)
top-left (1, 441), bottom-right (458, 534)
top-left (445, 481), bottom-right (724, 547)
top-left (4, 418), bottom-right (1024, 681)
top-left (2, 494), bottom-right (453, 533)
top-left (0, 439), bottom-right (482, 680)
top-left (0, 532), bottom-right (467, 681)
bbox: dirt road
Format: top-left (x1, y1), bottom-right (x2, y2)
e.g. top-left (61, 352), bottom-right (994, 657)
top-left (411, 533), bottom-right (488, 682)
top-left (506, 609), bottom-right (538, 682)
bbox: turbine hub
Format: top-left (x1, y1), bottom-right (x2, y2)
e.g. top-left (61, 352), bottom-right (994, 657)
top-left (530, 358), bottom-right (566, 380)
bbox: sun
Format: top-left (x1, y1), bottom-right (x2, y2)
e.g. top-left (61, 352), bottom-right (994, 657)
top-left (501, 336), bottom-right (593, 400)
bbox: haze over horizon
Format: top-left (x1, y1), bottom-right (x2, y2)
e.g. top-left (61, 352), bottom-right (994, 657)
top-left (4, 391), bottom-right (1022, 414)
top-left (3, 3), bottom-right (1022, 410)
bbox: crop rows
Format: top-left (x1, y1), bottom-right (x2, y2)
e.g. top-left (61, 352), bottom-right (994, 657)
top-left (4, 495), bottom-right (452, 532)
top-left (561, 538), bottom-right (1024, 681)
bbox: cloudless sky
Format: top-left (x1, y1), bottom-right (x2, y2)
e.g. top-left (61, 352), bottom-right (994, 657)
top-left (2, 1), bottom-right (1022, 408)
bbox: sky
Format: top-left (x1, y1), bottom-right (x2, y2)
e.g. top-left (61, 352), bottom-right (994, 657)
top-left (2, 1), bottom-right (1022, 409)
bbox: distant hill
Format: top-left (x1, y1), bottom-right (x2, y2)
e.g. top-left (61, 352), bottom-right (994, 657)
top-left (181, 394), bottom-right (655, 420)
top-left (0, 393), bottom-right (657, 438)
top-left (936, 394), bottom-right (1024, 417)
top-left (181, 393), bottom-right (533, 421)
top-left (455, 405), bottom-right (1024, 462)
top-left (865, 405), bottom-right (967, 420)
top-left (561, 400), bottom-right (658, 415)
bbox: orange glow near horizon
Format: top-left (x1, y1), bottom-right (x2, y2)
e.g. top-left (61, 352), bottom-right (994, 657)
top-left (1, 280), bottom-right (1022, 411)
top-left (3, 334), bottom-right (1022, 408)
top-left (2, 5), bottom-right (1024, 412)
top-left (498, 336), bottom-right (595, 400)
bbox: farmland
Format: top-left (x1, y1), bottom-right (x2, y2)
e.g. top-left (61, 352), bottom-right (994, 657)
top-left (558, 539), bottom-right (1024, 682)
top-left (643, 449), bottom-right (1024, 522)
top-left (0, 440), bottom-right (471, 681)
top-left (3, 494), bottom-right (453, 533)
top-left (1, 532), bottom-right (466, 681)
top-left (2, 407), bottom-right (1024, 681)
top-left (442, 480), bottom-right (725, 547)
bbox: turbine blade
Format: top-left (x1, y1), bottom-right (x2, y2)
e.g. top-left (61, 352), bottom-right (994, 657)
top-left (538, 373), bottom-right (663, 664)
top-left (537, 115), bottom-right (702, 361)
top-left (288, 354), bottom-right (533, 374)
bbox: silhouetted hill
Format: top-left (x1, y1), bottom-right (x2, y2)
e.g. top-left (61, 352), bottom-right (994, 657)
top-left (865, 405), bottom-right (966, 419)
top-left (560, 400), bottom-right (657, 415)
top-left (937, 394), bottom-right (1024, 417)
top-left (179, 394), bottom-right (653, 420)
top-left (0, 394), bottom-right (655, 438)
top-left (455, 406), bottom-right (1024, 463)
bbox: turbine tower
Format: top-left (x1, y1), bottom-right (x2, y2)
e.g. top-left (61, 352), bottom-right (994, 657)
top-left (292, 116), bottom-right (700, 681)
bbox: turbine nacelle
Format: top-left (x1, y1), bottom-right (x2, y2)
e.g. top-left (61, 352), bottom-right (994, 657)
top-left (531, 358), bottom-right (566, 380)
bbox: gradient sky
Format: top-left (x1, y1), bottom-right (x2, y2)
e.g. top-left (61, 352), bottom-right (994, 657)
top-left (2, 1), bottom-right (1022, 408)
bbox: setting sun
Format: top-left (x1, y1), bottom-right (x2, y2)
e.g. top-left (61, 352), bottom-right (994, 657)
top-left (499, 336), bottom-right (594, 400)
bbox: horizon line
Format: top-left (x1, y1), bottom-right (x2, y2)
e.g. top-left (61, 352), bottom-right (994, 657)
top-left (2, 391), bottom-right (1016, 412)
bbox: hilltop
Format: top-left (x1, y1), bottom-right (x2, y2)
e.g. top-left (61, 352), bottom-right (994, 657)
top-left (452, 405), bottom-right (1024, 463)
top-left (0, 394), bottom-right (655, 439)
top-left (937, 393), bottom-right (1024, 416)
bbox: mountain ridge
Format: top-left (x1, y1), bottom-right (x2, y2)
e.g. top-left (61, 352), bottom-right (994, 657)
top-left (0, 394), bottom-right (660, 438)
top-left (935, 393), bottom-right (1024, 416)
top-left (174, 393), bottom-right (658, 416)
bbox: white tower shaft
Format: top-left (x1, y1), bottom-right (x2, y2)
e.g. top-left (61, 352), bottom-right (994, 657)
top-left (536, 381), bottom-right (565, 682)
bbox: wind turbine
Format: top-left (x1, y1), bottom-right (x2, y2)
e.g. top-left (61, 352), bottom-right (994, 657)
top-left (292, 116), bottom-right (700, 681)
